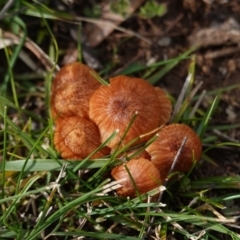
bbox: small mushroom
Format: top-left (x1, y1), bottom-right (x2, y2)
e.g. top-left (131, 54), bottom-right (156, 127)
top-left (54, 116), bottom-right (110, 160)
top-left (111, 158), bottom-right (161, 198)
top-left (51, 62), bottom-right (101, 119)
top-left (146, 123), bottom-right (202, 181)
top-left (89, 75), bottom-right (171, 149)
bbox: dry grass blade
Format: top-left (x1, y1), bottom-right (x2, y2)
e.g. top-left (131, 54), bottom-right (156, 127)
top-left (189, 90), bottom-right (207, 118)
top-left (0, 29), bottom-right (59, 73)
top-left (170, 73), bottom-right (192, 122)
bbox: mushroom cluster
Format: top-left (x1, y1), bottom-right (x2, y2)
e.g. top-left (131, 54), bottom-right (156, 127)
top-left (51, 62), bottom-right (110, 159)
top-left (51, 62), bottom-right (202, 198)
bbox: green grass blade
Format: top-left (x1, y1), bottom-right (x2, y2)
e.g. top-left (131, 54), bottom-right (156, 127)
top-left (1, 159), bottom-right (122, 172)
top-left (197, 95), bottom-right (220, 138)
top-left (147, 48), bottom-right (195, 84)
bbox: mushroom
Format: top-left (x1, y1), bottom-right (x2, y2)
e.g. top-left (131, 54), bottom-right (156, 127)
top-left (146, 123), bottom-right (202, 181)
top-left (51, 62), bottom-right (101, 119)
top-left (111, 158), bottom-right (161, 198)
top-left (54, 116), bottom-right (110, 160)
top-left (89, 75), bottom-right (171, 149)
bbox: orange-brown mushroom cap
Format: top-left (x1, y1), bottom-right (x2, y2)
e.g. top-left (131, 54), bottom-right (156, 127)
top-left (146, 123), bottom-right (202, 181)
top-left (51, 62), bottom-right (100, 119)
top-left (154, 87), bottom-right (172, 125)
top-left (111, 158), bottom-right (161, 198)
top-left (89, 76), bottom-right (169, 149)
top-left (54, 116), bottom-right (110, 160)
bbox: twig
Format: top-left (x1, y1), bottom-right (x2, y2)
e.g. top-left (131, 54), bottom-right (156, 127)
top-left (205, 46), bottom-right (240, 59)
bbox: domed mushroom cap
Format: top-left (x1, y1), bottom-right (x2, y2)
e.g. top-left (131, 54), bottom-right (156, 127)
top-left (89, 76), bottom-right (164, 149)
top-left (51, 62), bottom-right (100, 118)
top-left (111, 158), bottom-right (161, 198)
top-left (54, 116), bottom-right (110, 160)
top-left (146, 123), bottom-right (202, 181)
top-left (154, 87), bottom-right (172, 125)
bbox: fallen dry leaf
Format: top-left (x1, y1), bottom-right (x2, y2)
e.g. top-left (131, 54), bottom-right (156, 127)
top-left (84, 0), bottom-right (145, 47)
